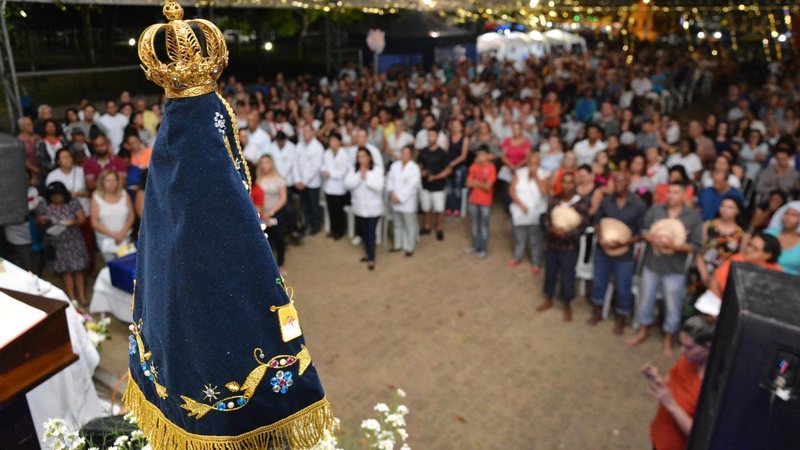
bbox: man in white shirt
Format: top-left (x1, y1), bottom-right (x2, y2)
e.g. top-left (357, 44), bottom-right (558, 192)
top-left (267, 131), bottom-right (297, 184)
top-left (386, 118), bottom-right (415, 161)
top-left (387, 145), bottom-right (422, 256)
top-left (572, 125), bottom-right (608, 166)
top-left (414, 113), bottom-right (447, 150)
top-left (293, 123), bottom-right (325, 235)
top-left (97, 100), bottom-right (128, 154)
top-left (321, 133), bottom-right (350, 239)
top-left (243, 111), bottom-right (271, 165)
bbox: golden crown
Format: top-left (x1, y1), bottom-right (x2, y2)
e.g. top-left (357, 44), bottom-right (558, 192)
top-left (138, 1), bottom-right (228, 98)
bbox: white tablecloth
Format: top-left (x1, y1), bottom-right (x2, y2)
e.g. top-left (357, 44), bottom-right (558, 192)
top-left (90, 268), bottom-right (134, 323)
top-left (0, 259), bottom-right (105, 441)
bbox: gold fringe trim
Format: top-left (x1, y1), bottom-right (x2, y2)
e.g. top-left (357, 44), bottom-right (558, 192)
top-left (123, 373), bottom-right (335, 450)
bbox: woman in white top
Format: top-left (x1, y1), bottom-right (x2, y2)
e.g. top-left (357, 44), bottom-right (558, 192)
top-left (90, 169), bottom-right (134, 262)
top-left (345, 147), bottom-right (385, 271)
top-left (45, 149), bottom-right (90, 214)
top-left (321, 133), bottom-right (350, 240)
top-left (387, 145), bottom-right (422, 256)
top-left (508, 152), bottom-right (549, 274)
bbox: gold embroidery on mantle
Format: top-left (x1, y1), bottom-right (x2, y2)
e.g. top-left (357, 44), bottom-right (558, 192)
top-left (179, 345), bottom-right (313, 420)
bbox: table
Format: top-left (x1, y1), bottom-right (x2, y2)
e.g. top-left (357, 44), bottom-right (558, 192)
top-left (0, 259), bottom-right (105, 442)
top-left (90, 267), bottom-right (134, 323)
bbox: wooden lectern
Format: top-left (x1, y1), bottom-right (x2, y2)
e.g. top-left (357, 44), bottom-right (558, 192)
top-left (0, 287), bottom-right (78, 450)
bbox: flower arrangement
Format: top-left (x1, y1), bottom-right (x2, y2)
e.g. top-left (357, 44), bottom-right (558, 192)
top-left (312, 388), bottom-right (410, 450)
top-left (45, 390), bottom-right (409, 450)
top-left (360, 389), bottom-right (410, 450)
top-left (42, 413), bottom-right (149, 450)
top-left (71, 302), bottom-right (112, 350)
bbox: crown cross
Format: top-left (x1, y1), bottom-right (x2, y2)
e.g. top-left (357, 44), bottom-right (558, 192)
top-left (138, 1), bottom-right (228, 98)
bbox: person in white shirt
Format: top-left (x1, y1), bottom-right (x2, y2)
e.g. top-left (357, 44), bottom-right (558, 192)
top-left (631, 71), bottom-right (653, 97)
top-left (46, 148), bottom-right (90, 215)
top-left (243, 111), bottom-right (271, 165)
top-left (90, 170), bottom-right (134, 262)
top-left (267, 131), bottom-right (299, 237)
top-left (666, 137), bottom-right (703, 181)
top-left (387, 145), bottom-right (422, 256)
top-left (414, 113), bottom-right (447, 150)
top-left (293, 123), bottom-right (325, 235)
top-left (508, 152), bottom-right (550, 274)
top-left (572, 124), bottom-right (608, 166)
top-left (386, 118), bottom-right (415, 161)
top-left (348, 128), bottom-right (384, 172)
top-left (267, 111), bottom-right (295, 139)
top-left (321, 133), bottom-right (350, 240)
top-left (97, 100), bottom-right (129, 154)
top-left (345, 147), bottom-right (385, 271)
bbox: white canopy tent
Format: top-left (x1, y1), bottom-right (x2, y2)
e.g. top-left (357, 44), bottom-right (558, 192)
top-left (543, 29), bottom-right (587, 53)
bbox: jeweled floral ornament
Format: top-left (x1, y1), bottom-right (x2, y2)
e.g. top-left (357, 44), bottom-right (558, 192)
top-left (122, 1), bottom-right (334, 448)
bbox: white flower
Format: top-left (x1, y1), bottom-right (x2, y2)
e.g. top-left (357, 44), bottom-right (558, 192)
top-left (374, 403), bottom-right (390, 413)
top-left (397, 428), bottom-right (408, 441)
top-left (69, 437), bottom-right (85, 450)
top-left (396, 388), bottom-right (406, 398)
top-left (88, 447), bottom-right (100, 450)
top-left (377, 439), bottom-right (394, 450)
top-left (141, 445), bottom-right (152, 450)
top-left (361, 418), bottom-right (381, 433)
top-left (400, 444), bottom-right (411, 450)
top-left (114, 435), bottom-right (129, 446)
top-left (385, 413), bottom-right (406, 428)
top-left (123, 411), bottom-right (138, 425)
top-left (396, 405), bottom-right (409, 416)
top-left (131, 429), bottom-right (145, 440)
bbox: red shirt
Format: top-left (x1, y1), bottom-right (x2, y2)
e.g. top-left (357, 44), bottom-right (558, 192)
top-left (467, 162), bottom-right (497, 206)
top-left (650, 356), bottom-right (703, 450)
top-left (84, 155), bottom-right (128, 181)
top-left (250, 183), bottom-right (265, 212)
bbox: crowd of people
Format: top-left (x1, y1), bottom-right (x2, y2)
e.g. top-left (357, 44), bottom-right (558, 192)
top-left (4, 45), bottom-right (800, 450)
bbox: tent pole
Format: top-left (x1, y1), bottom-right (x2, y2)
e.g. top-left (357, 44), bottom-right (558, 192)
top-left (0, 0), bottom-right (22, 129)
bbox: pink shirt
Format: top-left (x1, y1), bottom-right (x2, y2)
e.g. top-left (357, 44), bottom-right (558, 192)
top-left (502, 138), bottom-right (532, 167)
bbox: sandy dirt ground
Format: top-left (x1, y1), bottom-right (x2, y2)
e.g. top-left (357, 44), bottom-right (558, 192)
top-left (97, 209), bottom-right (678, 449)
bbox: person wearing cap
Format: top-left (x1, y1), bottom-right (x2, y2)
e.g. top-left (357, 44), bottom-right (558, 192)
top-left (321, 132), bottom-right (350, 240)
top-left (387, 145), bottom-right (422, 256)
top-left (465, 145), bottom-right (497, 258)
top-left (629, 180), bottom-right (703, 356)
top-left (588, 171), bottom-right (646, 334)
top-left (268, 130), bottom-right (299, 237)
top-left (538, 171), bottom-right (590, 322)
top-left (294, 123), bottom-right (325, 236)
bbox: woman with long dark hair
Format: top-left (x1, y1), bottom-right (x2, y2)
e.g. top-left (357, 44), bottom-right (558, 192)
top-left (36, 182), bottom-right (89, 304)
top-left (345, 147), bottom-right (385, 271)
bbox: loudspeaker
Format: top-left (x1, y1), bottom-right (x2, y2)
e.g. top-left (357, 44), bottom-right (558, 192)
top-left (688, 263), bottom-right (800, 450)
top-left (0, 133), bottom-right (26, 226)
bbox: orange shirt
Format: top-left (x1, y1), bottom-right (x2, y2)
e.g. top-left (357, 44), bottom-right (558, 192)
top-left (467, 162), bottom-right (497, 206)
top-left (551, 168), bottom-right (576, 197)
top-left (131, 147), bottom-right (153, 169)
top-left (714, 253), bottom-right (782, 295)
top-left (541, 101), bottom-right (561, 128)
top-left (650, 356), bottom-right (703, 450)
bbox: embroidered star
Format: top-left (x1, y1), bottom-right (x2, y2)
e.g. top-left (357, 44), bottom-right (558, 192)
top-left (149, 363), bottom-right (159, 379)
top-left (202, 384), bottom-right (220, 401)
